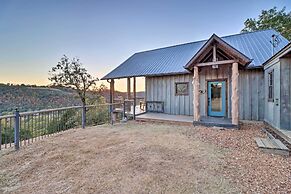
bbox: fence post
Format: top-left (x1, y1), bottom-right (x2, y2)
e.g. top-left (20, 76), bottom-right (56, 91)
top-left (14, 109), bottom-right (20, 150)
top-left (82, 106), bottom-right (86, 129)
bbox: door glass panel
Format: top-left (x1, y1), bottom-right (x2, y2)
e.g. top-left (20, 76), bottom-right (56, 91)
top-left (211, 83), bottom-right (222, 112)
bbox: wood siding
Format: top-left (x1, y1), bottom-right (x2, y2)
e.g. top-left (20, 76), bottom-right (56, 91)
top-left (280, 58), bottom-right (291, 130)
top-left (146, 67), bottom-right (264, 121)
top-left (146, 74), bottom-right (193, 116)
top-left (239, 69), bottom-right (265, 121)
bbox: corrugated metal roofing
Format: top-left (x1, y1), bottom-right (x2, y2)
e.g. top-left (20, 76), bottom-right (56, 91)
top-left (102, 29), bottom-right (289, 80)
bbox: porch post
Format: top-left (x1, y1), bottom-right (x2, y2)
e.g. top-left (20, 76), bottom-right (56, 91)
top-left (231, 62), bottom-right (239, 125)
top-left (193, 66), bottom-right (200, 121)
top-left (110, 79), bottom-right (115, 103)
top-left (133, 77), bottom-right (136, 120)
top-left (109, 79), bottom-right (115, 124)
top-left (127, 77), bottom-right (131, 99)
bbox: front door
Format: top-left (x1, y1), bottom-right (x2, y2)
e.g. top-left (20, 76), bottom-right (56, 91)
top-left (208, 81), bottom-right (226, 117)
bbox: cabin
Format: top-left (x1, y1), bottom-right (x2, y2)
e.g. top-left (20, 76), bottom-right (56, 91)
top-left (102, 29), bottom-right (290, 129)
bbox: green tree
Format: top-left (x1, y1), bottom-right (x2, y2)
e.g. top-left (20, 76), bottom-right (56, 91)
top-left (85, 84), bottom-right (109, 125)
top-left (49, 55), bottom-right (99, 106)
top-left (87, 83), bottom-right (107, 105)
top-left (241, 7), bottom-right (291, 40)
top-left (46, 109), bottom-right (79, 134)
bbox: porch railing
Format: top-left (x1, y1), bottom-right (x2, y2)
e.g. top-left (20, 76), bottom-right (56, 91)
top-left (0, 103), bottom-right (124, 151)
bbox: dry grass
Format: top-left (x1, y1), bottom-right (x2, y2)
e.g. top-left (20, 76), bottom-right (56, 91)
top-left (0, 121), bottom-right (290, 193)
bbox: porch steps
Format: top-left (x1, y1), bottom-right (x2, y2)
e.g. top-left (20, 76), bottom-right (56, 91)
top-left (264, 124), bottom-right (291, 147)
top-left (193, 117), bottom-right (237, 129)
top-left (254, 136), bottom-right (289, 156)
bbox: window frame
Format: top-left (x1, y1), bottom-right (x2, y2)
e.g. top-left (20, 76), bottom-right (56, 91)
top-left (175, 82), bottom-right (189, 96)
top-left (268, 69), bottom-right (274, 102)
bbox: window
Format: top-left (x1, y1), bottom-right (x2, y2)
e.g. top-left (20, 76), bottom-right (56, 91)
top-left (268, 70), bottom-right (274, 101)
top-left (175, 82), bottom-right (189, 95)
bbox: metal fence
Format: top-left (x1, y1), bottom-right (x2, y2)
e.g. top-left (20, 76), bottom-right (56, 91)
top-left (0, 103), bottom-right (124, 151)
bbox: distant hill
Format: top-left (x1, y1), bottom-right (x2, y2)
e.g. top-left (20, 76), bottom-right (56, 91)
top-left (98, 89), bottom-right (145, 102)
top-left (0, 84), bottom-right (81, 114)
top-left (0, 83), bottom-right (145, 114)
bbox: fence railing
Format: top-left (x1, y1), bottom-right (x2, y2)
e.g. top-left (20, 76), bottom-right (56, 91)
top-left (0, 103), bottom-right (124, 151)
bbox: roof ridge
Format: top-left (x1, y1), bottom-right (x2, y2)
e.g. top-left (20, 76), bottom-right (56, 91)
top-left (135, 29), bottom-right (276, 55)
top-left (221, 28), bottom-right (275, 39)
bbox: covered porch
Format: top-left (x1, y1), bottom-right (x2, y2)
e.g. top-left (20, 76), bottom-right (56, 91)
top-left (185, 34), bottom-right (251, 127)
top-left (102, 34), bottom-right (251, 127)
top-left (107, 77), bottom-right (146, 120)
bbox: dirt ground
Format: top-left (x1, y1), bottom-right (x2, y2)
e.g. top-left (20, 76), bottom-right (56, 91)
top-left (0, 121), bottom-right (290, 194)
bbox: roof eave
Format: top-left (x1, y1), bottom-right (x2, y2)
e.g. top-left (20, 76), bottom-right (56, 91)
top-left (262, 42), bottom-right (291, 67)
top-left (101, 70), bottom-right (192, 80)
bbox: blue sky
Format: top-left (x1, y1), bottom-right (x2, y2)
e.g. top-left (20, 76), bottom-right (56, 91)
top-left (0, 0), bottom-right (290, 91)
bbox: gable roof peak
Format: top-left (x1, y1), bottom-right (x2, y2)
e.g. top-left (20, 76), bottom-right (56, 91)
top-left (184, 34), bottom-right (251, 69)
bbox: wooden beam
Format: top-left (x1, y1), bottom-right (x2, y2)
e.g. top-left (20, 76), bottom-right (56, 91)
top-left (231, 62), bottom-right (239, 125)
top-left (127, 77), bottom-right (131, 99)
top-left (196, 59), bottom-right (237, 67)
top-left (217, 48), bottom-right (231, 60)
top-left (193, 66), bottom-right (200, 121)
top-left (193, 46), bottom-right (213, 66)
top-left (213, 44), bottom-right (217, 62)
top-left (201, 51), bottom-right (213, 63)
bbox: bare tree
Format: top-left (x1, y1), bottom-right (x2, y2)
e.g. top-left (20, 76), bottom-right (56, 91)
top-left (49, 55), bottom-right (98, 107)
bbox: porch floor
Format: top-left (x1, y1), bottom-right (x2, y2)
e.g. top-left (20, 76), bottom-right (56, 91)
top-left (136, 112), bottom-right (234, 127)
top-left (136, 112), bottom-right (193, 123)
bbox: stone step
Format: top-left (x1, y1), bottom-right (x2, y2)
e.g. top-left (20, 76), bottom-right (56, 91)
top-left (254, 137), bottom-right (289, 156)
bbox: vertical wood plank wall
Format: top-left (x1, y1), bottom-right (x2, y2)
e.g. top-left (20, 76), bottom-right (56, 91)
top-left (239, 69), bottom-right (265, 121)
top-left (146, 74), bottom-right (193, 116)
top-left (145, 68), bottom-right (264, 121)
top-left (280, 58), bottom-right (291, 130)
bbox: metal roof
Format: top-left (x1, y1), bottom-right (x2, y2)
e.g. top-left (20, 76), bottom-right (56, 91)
top-left (262, 42), bottom-right (291, 67)
top-left (102, 29), bottom-right (289, 80)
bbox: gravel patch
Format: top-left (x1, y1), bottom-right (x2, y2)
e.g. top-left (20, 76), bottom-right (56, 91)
top-left (182, 122), bottom-right (291, 193)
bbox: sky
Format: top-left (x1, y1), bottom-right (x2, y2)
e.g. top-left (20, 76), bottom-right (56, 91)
top-left (0, 0), bottom-right (290, 91)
